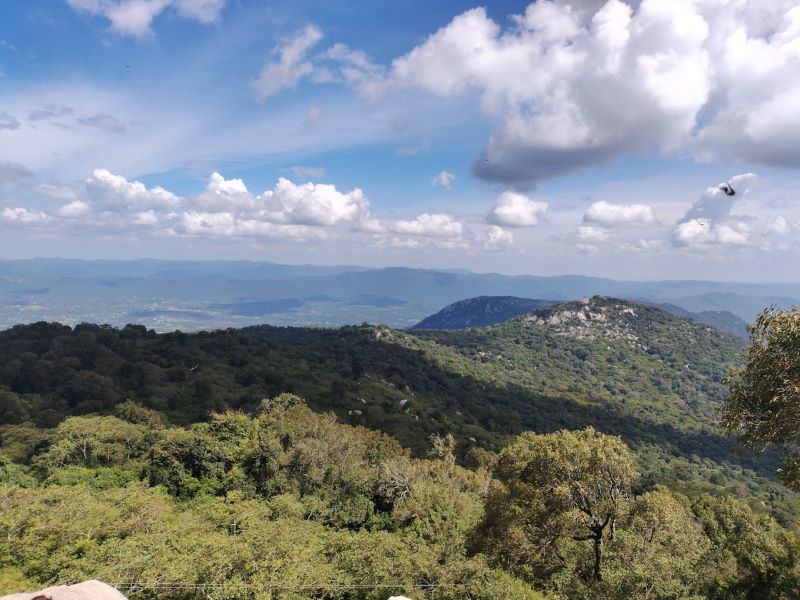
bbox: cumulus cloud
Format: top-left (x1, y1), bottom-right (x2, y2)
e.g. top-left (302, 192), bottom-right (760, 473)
top-left (56, 200), bottom-right (91, 218)
top-left (583, 200), bottom-right (657, 225)
top-left (177, 210), bottom-right (321, 240)
top-left (66, 0), bottom-right (227, 37)
top-left (671, 173), bottom-right (758, 246)
top-left (321, 1), bottom-right (800, 186)
top-left (260, 178), bottom-right (370, 226)
top-left (431, 170), bottom-right (455, 189)
top-left (482, 225), bottom-right (514, 251)
top-left (192, 172), bottom-right (256, 213)
top-left (86, 168), bottom-right (182, 212)
top-left (0, 112), bottom-right (19, 130)
top-left (16, 168), bottom-right (383, 242)
top-left (487, 191), bottom-right (548, 226)
top-left (253, 25), bottom-right (323, 100)
top-left (394, 213), bottom-right (463, 238)
top-left (680, 173), bottom-right (757, 223)
top-left (1, 207), bottom-right (49, 223)
top-left (673, 220), bottom-right (750, 246)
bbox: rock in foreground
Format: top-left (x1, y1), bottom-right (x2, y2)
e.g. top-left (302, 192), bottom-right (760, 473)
top-left (0, 580), bottom-right (127, 600)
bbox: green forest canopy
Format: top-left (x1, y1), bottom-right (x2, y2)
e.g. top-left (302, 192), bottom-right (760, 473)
top-left (2, 298), bottom-right (800, 597)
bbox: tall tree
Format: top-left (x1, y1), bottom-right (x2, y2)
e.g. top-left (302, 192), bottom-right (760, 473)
top-left (478, 427), bottom-right (638, 583)
top-left (723, 307), bottom-right (800, 486)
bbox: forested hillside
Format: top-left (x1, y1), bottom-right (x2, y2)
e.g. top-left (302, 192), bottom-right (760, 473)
top-left (3, 398), bottom-right (798, 598)
top-left (2, 297), bottom-right (800, 597)
top-left (0, 298), bottom-right (796, 523)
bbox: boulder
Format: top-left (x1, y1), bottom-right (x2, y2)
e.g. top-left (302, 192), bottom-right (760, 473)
top-left (0, 580), bottom-right (128, 600)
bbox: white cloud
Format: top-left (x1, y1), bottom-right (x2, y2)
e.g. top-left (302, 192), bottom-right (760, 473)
top-left (576, 224), bottom-right (610, 242)
top-left (394, 213), bottom-right (463, 238)
top-left (766, 216), bottom-right (791, 236)
top-left (260, 177), bottom-right (370, 226)
top-left (1, 207), bottom-right (49, 223)
top-left (56, 200), bottom-right (91, 218)
top-left (86, 168), bottom-right (182, 212)
top-left (483, 225), bottom-right (513, 251)
top-left (670, 172), bottom-right (761, 247)
top-left (66, 0), bottom-right (226, 37)
top-left (359, 217), bottom-right (386, 234)
top-left (192, 172), bottom-right (256, 213)
top-left (431, 170), bottom-right (455, 189)
top-left (178, 210), bottom-right (321, 239)
top-left (327, 1), bottom-right (800, 186)
top-left (253, 25), bottom-right (323, 100)
top-left (583, 200), bottom-right (656, 225)
top-left (131, 210), bottom-right (159, 227)
top-left (487, 191), bottom-right (548, 227)
top-left (673, 219), bottom-right (750, 246)
top-left (680, 173), bottom-right (757, 223)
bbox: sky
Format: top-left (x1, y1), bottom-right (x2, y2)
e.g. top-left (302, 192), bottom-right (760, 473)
top-left (1, 0), bottom-right (799, 281)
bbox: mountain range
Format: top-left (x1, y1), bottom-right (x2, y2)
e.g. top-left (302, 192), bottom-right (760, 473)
top-left (0, 259), bottom-right (798, 332)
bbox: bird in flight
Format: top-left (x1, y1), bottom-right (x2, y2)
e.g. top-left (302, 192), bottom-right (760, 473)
top-left (718, 182), bottom-right (735, 196)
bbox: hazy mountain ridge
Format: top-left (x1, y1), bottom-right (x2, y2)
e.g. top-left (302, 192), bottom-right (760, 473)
top-left (1, 259), bottom-right (798, 332)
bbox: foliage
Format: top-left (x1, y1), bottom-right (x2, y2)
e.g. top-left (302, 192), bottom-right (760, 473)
top-left (1, 403), bottom-right (796, 599)
top-left (723, 307), bottom-right (800, 487)
top-left (477, 428), bottom-right (638, 583)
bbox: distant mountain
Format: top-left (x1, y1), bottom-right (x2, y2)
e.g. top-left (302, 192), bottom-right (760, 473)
top-left (414, 295), bottom-right (750, 339)
top-left (412, 296), bottom-right (555, 329)
top-left (642, 302), bottom-right (750, 339)
top-left (1, 259), bottom-right (798, 331)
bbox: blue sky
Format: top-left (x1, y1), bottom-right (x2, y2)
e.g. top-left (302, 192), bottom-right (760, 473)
top-left (1, 0), bottom-right (800, 281)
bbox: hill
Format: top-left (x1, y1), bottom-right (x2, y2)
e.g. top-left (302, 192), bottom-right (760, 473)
top-left (412, 296), bottom-right (554, 329)
top-left (414, 295), bottom-right (749, 339)
top-left (1, 296), bottom-right (796, 525)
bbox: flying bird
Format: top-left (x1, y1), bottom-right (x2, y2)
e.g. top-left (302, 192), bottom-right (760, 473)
top-left (718, 182), bottom-right (735, 196)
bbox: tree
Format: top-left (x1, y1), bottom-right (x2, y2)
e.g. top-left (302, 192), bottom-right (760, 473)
top-left (33, 416), bottom-right (148, 473)
top-left (691, 494), bottom-right (800, 598)
top-left (723, 307), bottom-right (800, 486)
top-left (478, 427), bottom-right (639, 583)
top-left (603, 488), bottom-right (710, 599)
